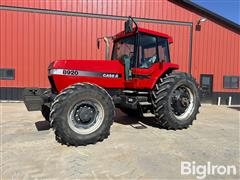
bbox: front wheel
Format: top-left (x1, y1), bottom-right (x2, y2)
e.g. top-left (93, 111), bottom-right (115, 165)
top-left (152, 72), bottom-right (200, 130)
top-left (50, 83), bottom-right (115, 146)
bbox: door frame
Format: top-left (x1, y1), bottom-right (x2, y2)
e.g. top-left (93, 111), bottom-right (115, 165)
top-left (200, 74), bottom-right (214, 102)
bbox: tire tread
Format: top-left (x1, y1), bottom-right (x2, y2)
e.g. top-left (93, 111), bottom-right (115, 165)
top-left (50, 83), bottom-right (115, 146)
top-left (152, 71), bottom-right (200, 130)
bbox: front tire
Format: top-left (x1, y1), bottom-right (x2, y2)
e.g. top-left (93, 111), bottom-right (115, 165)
top-left (50, 83), bottom-right (115, 146)
top-left (152, 72), bottom-right (200, 130)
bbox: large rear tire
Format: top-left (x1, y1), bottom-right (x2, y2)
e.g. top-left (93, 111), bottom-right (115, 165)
top-left (152, 72), bottom-right (200, 130)
top-left (50, 83), bottom-right (115, 146)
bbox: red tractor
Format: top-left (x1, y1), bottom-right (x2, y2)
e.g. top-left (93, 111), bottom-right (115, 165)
top-left (24, 17), bottom-right (200, 146)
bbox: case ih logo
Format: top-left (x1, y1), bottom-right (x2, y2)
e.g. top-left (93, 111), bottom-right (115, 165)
top-left (102, 73), bottom-right (119, 78)
top-left (49, 69), bottom-right (121, 78)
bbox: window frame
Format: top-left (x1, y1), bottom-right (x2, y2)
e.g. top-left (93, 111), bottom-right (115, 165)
top-left (157, 37), bottom-right (171, 62)
top-left (0, 68), bottom-right (15, 80)
top-left (111, 34), bottom-right (137, 68)
top-left (137, 33), bottom-right (159, 68)
top-left (223, 76), bottom-right (239, 89)
top-left (111, 32), bottom-right (171, 69)
top-left (200, 74), bottom-right (213, 91)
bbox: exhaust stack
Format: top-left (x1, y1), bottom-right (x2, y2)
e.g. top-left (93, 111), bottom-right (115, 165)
top-left (97, 36), bottom-right (113, 60)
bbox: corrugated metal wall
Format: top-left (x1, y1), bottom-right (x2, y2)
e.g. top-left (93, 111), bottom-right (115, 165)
top-left (0, 0), bottom-right (239, 94)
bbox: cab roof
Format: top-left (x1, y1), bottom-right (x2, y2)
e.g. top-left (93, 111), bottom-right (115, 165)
top-left (114, 27), bottom-right (173, 43)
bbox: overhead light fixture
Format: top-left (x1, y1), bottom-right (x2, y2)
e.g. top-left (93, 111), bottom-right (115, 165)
top-left (196, 17), bottom-right (207, 31)
top-left (198, 17), bottom-right (207, 24)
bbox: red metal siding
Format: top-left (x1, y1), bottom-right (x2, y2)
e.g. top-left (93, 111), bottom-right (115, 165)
top-left (0, 0), bottom-right (239, 93)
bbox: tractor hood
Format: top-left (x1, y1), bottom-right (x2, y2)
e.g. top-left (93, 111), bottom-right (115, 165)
top-left (48, 60), bottom-right (125, 92)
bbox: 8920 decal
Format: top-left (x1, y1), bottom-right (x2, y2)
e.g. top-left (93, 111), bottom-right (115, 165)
top-left (63, 69), bottom-right (79, 76)
top-left (49, 68), bottom-right (122, 78)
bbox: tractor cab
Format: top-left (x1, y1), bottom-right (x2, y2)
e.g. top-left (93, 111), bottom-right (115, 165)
top-left (108, 17), bottom-right (177, 89)
top-left (112, 27), bottom-right (172, 77)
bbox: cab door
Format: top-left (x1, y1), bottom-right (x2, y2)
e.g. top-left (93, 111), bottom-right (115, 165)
top-left (124, 33), bottom-right (159, 89)
top-left (132, 34), bottom-right (171, 89)
top-left (130, 33), bottom-right (159, 89)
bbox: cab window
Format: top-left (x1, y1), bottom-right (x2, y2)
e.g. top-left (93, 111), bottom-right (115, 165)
top-left (138, 34), bottom-right (158, 68)
top-left (112, 36), bottom-right (136, 68)
top-left (158, 37), bottom-right (170, 62)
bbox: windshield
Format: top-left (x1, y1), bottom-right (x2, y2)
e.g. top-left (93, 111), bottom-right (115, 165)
top-left (112, 36), bottom-right (135, 64)
top-left (111, 34), bottom-right (170, 69)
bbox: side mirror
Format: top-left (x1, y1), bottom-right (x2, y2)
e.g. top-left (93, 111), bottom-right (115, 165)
top-left (124, 16), bottom-right (138, 33)
top-left (125, 19), bottom-right (133, 33)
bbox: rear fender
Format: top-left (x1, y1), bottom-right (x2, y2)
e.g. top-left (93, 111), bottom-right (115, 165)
top-left (150, 62), bottom-right (179, 89)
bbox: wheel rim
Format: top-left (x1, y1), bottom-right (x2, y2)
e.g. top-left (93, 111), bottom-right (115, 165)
top-left (68, 99), bottom-right (104, 135)
top-left (171, 85), bottom-right (194, 121)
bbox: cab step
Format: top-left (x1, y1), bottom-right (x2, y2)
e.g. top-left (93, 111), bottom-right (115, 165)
top-left (122, 90), bottom-right (149, 95)
top-left (137, 91), bottom-right (149, 95)
top-left (122, 90), bottom-right (135, 94)
top-left (139, 102), bottom-right (152, 105)
top-left (143, 112), bottom-right (155, 117)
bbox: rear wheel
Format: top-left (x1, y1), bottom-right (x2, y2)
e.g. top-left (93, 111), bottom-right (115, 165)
top-left (50, 83), bottom-right (115, 146)
top-left (152, 72), bottom-right (200, 129)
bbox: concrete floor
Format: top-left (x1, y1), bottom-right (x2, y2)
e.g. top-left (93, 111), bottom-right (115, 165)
top-left (1, 103), bottom-right (239, 179)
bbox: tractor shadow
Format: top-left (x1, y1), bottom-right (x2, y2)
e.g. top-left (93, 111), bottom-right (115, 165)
top-left (115, 109), bottom-right (162, 129)
top-left (34, 109), bottom-right (164, 131)
top-left (35, 120), bottom-right (51, 131)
